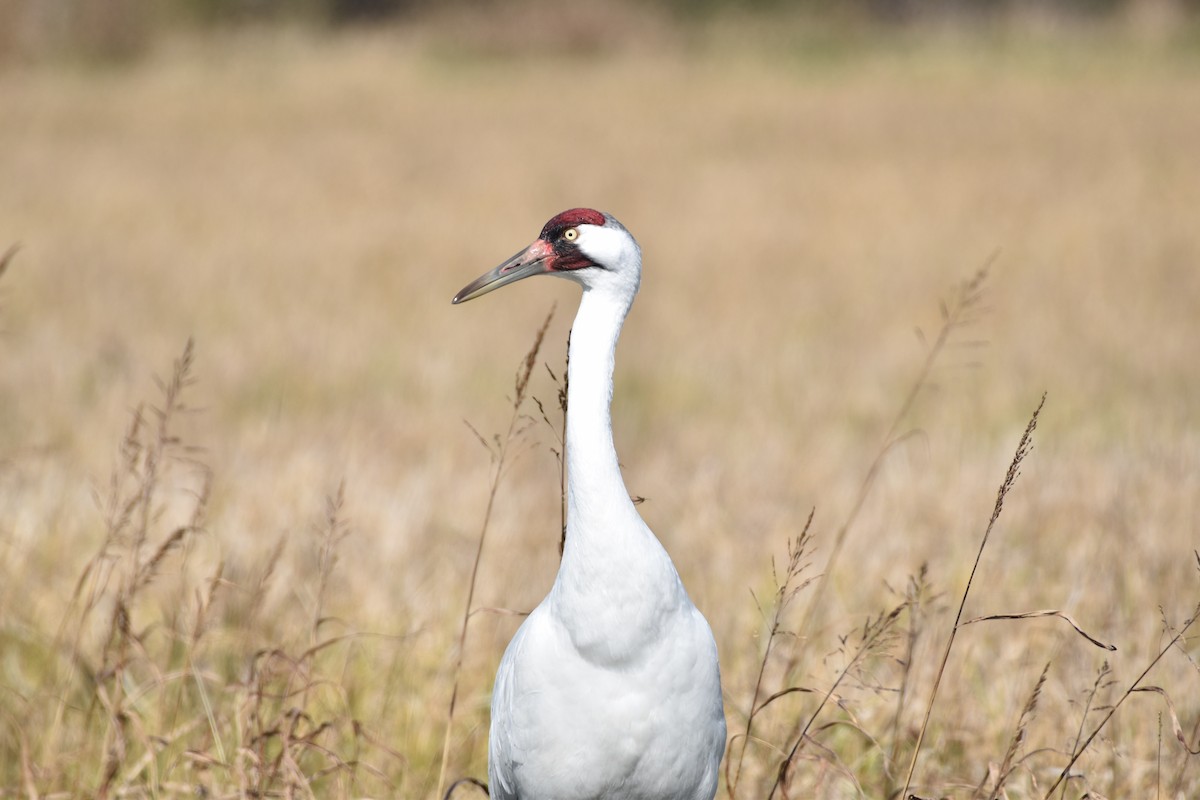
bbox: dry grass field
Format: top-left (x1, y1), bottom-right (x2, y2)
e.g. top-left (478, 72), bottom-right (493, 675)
top-left (1, 21), bottom-right (1198, 799)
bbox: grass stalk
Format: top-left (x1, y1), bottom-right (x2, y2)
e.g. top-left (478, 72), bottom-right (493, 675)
top-left (726, 514), bottom-right (816, 798)
top-left (900, 392), bottom-right (1046, 799)
top-left (768, 603), bottom-right (906, 799)
top-left (885, 564), bottom-right (931, 782)
top-left (0, 243), bottom-right (16, 282)
top-left (720, 515), bottom-right (816, 796)
top-left (533, 328), bottom-right (568, 556)
top-left (1043, 601), bottom-right (1200, 798)
top-left (434, 307), bottom-right (554, 800)
top-left (41, 339), bottom-right (205, 791)
top-left (985, 661), bottom-right (1048, 800)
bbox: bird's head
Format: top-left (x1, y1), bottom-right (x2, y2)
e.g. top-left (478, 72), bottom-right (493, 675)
top-left (452, 208), bottom-right (641, 305)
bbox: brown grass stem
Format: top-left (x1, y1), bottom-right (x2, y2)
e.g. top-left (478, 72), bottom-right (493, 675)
top-left (769, 604), bottom-right (906, 799)
top-left (727, 514), bottom-right (816, 798)
top-left (434, 307), bottom-right (554, 800)
top-left (0, 243), bottom-right (16, 282)
top-left (1043, 602), bottom-right (1200, 799)
top-left (900, 391), bottom-right (1046, 799)
top-left (984, 661), bottom-right (1049, 800)
top-left (43, 339), bottom-right (205, 782)
top-left (886, 565), bottom-right (931, 781)
top-left (312, 482), bottom-right (350, 647)
top-left (533, 331), bottom-right (569, 556)
top-left (962, 609), bottom-right (1115, 651)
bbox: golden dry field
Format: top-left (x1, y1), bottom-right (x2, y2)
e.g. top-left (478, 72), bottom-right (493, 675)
top-left (1, 24), bottom-right (1199, 799)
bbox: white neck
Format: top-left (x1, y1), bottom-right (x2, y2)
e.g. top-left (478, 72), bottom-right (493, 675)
top-left (562, 285), bottom-right (642, 549)
top-left (552, 281), bottom-right (686, 660)
top-left (548, 271), bottom-right (690, 662)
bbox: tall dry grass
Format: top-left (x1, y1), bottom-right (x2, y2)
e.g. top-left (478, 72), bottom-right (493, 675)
top-left (1, 26), bottom-right (1199, 798)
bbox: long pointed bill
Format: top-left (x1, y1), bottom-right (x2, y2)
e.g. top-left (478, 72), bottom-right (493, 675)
top-left (452, 239), bottom-right (556, 304)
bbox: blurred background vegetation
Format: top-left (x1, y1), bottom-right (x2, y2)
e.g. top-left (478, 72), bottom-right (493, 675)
top-left (3, 0), bottom-right (1200, 63)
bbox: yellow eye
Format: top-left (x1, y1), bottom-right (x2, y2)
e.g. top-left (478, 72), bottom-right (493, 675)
top-left (563, 228), bottom-right (578, 242)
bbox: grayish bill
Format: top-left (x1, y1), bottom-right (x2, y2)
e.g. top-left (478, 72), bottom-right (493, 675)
top-left (452, 244), bottom-right (552, 304)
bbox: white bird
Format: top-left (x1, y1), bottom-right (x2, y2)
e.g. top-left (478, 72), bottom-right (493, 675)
top-left (453, 209), bottom-right (726, 800)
